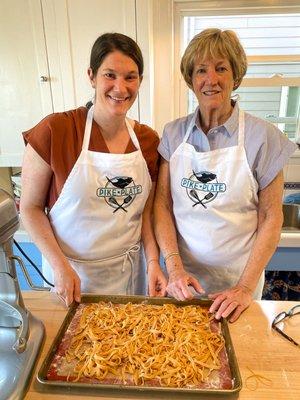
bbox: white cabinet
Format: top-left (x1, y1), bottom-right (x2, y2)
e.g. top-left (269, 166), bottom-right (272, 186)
top-left (0, 0), bottom-right (152, 167)
top-left (40, 0), bottom-right (138, 114)
top-left (0, 0), bottom-right (53, 166)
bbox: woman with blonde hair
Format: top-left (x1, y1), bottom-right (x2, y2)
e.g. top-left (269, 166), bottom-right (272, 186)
top-left (155, 28), bottom-right (296, 321)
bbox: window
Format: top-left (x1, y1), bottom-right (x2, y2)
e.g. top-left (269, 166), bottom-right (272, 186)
top-left (177, 9), bottom-right (300, 141)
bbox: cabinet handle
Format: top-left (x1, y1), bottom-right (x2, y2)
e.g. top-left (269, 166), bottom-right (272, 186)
top-left (40, 76), bottom-right (49, 82)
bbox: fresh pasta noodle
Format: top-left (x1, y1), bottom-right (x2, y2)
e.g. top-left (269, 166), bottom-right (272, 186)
top-left (64, 302), bottom-right (225, 387)
top-left (245, 367), bottom-right (272, 391)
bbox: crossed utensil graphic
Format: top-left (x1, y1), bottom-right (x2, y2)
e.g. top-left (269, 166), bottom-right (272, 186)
top-left (106, 176), bottom-right (134, 213)
top-left (190, 190), bottom-right (214, 208)
top-left (189, 170), bottom-right (216, 208)
top-left (108, 195), bottom-right (132, 213)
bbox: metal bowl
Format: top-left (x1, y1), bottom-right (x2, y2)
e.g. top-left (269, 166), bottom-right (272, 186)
top-left (282, 204), bottom-right (300, 230)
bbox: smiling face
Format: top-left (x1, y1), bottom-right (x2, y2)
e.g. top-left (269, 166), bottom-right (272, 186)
top-left (191, 58), bottom-right (234, 120)
top-left (88, 50), bottom-right (141, 118)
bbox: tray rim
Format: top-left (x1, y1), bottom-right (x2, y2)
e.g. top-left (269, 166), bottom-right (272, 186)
top-left (36, 294), bottom-right (242, 396)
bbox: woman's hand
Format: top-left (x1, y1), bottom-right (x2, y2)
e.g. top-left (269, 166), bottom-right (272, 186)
top-left (53, 262), bottom-right (81, 307)
top-left (167, 267), bottom-right (204, 301)
top-left (208, 284), bottom-right (253, 323)
top-left (148, 261), bottom-right (167, 297)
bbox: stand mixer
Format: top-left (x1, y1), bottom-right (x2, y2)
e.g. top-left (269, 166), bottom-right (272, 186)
top-left (0, 188), bottom-right (48, 399)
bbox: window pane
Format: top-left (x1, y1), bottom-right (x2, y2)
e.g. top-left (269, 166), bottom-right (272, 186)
top-left (236, 86), bottom-right (300, 140)
top-left (246, 63), bottom-right (300, 79)
top-left (188, 86), bottom-right (299, 140)
top-left (183, 14), bottom-right (300, 56)
top-left (184, 13), bottom-right (300, 141)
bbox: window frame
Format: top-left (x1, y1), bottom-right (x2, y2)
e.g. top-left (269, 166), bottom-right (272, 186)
top-left (173, 1), bottom-right (300, 142)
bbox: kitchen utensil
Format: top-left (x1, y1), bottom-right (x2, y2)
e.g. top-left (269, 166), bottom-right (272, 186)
top-left (113, 195), bottom-right (132, 213)
top-left (190, 189), bottom-right (207, 208)
top-left (108, 196), bottom-right (127, 212)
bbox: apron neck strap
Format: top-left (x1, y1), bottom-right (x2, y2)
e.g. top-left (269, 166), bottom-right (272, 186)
top-left (82, 105), bottom-right (141, 151)
top-left (125, 118), bottom-right (141, 150)
top-left (82, 105), bottom-right (94, 150)
top-left (182, 110), bottom-right (198, 143)
top-left (237, 108), bottom-right (245, 147)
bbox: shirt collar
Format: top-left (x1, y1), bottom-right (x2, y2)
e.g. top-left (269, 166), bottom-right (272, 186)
top-left (192, 101), bottom-right (239, 137)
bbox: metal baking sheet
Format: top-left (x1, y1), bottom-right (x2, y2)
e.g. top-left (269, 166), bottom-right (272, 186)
top-left (37, 294), bottom-right (242, 397)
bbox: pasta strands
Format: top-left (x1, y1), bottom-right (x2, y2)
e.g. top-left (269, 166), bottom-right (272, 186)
top-left (64, 302), bottom-right (225, 388)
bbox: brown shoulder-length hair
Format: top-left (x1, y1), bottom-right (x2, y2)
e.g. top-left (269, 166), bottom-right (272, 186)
top-left (89, 32), bottom-right (144, 77)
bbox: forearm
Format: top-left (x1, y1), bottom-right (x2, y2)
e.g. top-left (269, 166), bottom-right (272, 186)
top-left (154, 199), bottom-right (178, 257)
top-left (238, 172), bottom-right (284, 293)
top-left (154, 199), bottom-right (177, 256)
top-left (142, 184), bottom-right (167, 296)
top-left (153, 159), bottom-right (204, 299)
top-left (154, 159), bottom-right (185, 275)
top-left (238, 213), bottom-right (282, 292)
top-left (141, 213), bottom-right (160, 266)
top-left (154, 197), bottom-right (204, 297)
top-left (20, 205), bottom-right (69, 273)
top-left (154, 195), bottom-right (186, 276)
top-left (140, 183), bottom-right (160, 265)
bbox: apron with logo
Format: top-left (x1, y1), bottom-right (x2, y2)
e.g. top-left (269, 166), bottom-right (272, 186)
top-left (43, 105), bottom-right (151, 294)
top-left (170, 109), bottom-right (264, 299)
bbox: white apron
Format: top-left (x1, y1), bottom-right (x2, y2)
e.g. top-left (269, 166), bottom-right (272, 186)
top-left (43, 106), bottom-right (151, 295)
top-left (170, 109), bottom-right (264, 299)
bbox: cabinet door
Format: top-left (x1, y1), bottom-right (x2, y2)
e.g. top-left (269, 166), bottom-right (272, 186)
top-left (42, 0), bottom-right (139, 119)
top-left (0, 0), bottom-right (53, 166)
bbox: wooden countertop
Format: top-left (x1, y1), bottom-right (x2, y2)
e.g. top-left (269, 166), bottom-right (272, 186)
top-left (23, 292), bottom-right (300, 400)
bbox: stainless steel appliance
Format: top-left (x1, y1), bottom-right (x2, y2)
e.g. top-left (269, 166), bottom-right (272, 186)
top-left (0, 189), bottom-right (46, 399)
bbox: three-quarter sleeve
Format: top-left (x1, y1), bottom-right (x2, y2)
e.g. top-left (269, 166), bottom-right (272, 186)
top-left (248, 117), bottom-right (297, 190)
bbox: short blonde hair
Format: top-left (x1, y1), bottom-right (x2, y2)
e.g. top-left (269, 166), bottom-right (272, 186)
top-left (180, 28), bottom-right (247, 90)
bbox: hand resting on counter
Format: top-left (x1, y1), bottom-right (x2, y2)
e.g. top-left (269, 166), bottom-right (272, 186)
top-left (208, 284), bottom-right (253, 323)
top-left (166, 266), bottom-right (252, 322)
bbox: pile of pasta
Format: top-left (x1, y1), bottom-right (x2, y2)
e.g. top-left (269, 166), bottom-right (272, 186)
top-left (64, 302), bottom-right (225, 387)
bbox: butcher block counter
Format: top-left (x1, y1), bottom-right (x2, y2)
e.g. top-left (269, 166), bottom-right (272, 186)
top-left (23, 292), bottom-right (300, 400)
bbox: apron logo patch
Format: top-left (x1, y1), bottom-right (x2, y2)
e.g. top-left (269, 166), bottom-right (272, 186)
top-left (181, 170), bottom-right (226, 209)
top-left (96, 176), bottom-right (142, 213)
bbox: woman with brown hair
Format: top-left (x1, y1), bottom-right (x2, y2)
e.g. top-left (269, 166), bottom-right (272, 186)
top-left (21, 33), bottom-right (167, 306)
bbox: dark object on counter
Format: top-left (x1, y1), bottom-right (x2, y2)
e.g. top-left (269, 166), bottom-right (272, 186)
top-left (271, 304), bottom-right (300, 346)
top-left (263, 271), bottom-right (300, 300)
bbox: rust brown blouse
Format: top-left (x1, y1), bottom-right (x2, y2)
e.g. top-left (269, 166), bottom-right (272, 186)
top-left (23, 107), bottom-right (160, 209)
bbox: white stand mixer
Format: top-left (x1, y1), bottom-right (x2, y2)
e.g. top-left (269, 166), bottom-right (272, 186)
top-left (0, 189), bottom-right (48, 399)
